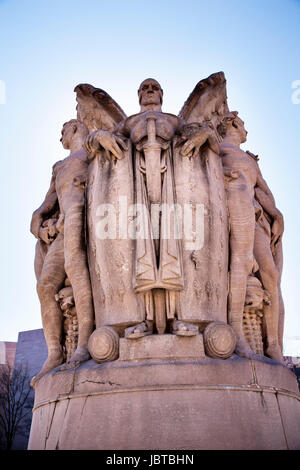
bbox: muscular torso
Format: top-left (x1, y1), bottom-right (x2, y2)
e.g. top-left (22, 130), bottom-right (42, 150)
top-left (53, 149), bottom-right (88, 213)
top-left (221, 143), bottom-right (259, 198)
top-left (119, 111), bottom-right (181, 144)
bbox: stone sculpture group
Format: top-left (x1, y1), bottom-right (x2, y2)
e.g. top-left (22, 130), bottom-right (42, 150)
top-left (30, 72), bottom-right (285, 387)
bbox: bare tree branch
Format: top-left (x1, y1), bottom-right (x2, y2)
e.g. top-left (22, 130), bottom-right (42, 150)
top-left (0, 363), bottom-right (33, 450)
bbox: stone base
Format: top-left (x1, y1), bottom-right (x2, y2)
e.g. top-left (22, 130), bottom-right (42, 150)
top-left (28, 351), bottom-right (300, 450)
top-left (119, 334), bottom-right (205, 361)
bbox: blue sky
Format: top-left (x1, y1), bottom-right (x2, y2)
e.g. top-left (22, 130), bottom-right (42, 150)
top-left (0, 0), bottom-right (299, 354)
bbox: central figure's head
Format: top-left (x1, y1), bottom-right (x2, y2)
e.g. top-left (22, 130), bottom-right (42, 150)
top-left (138, 78), bottom-right (163, 109)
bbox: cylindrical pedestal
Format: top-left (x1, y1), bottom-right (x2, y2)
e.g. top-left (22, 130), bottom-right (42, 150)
top-left (28, 349), bottom-right (300, 450)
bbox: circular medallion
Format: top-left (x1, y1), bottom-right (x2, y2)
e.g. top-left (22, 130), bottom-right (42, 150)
top-left (203, 321), bottom-right (236, 359)
top-left (88, 326), bottom-right (119, 363)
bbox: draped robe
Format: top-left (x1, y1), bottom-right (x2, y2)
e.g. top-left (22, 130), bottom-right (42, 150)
top-left (87, 111), bottom-right (228, 332)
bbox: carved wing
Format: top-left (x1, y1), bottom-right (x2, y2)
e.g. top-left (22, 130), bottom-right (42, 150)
top-left (74, 83), bottom-right (127, 132)
top-left (179, 72), bottom-right (229, 129)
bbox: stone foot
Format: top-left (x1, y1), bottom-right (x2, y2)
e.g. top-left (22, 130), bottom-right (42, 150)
top-left (235, 338), bottom-right (258, 359)
top-left (125, 321), bottom-right (152, 339)
top-left (60, 346), bottom-right (91, 370)
top-left (266, 344), bottom-right (285, 364)
top-left (172, 320), bottom-right (199, 336)
top-left (30, 348), bottom-right (64, 388)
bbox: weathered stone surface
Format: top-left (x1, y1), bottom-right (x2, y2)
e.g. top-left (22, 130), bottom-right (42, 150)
top-left (84, 74), bottom-right (229, 339)
top-left (252, 357), bottom-right (300, 394)
top-left (119, 334), bottom-right (205, 361)
top-left (34, 366), bottom-right (76, 405)
top-left (28, 358), bottom-right (300, 450)
top-left (29, 72), bottom-right (295, 451)
top-left (276, 393), bottom-right (300, 450)
top-left (219, 112), bottom-right (284, 362)
top-left (30, 120), bottom-right (94, 387)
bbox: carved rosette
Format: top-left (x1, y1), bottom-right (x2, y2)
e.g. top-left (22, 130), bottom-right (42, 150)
top-left (88, 326), bottom-right (119, 363)
top-left (203, 321), bottom-right (236, 359)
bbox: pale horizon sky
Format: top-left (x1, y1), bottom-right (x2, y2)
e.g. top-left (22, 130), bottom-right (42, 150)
top-left (0, 0), bottom-right (299, 355)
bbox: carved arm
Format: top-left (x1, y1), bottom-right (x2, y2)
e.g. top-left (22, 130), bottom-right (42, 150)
top-left (255, 171), bottom-right (284, 250)
top-left (30, 174), bottom-right (58, 240)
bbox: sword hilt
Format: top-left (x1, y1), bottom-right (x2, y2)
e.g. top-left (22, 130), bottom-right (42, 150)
top-left (145, 113), bottom-right (158, 145)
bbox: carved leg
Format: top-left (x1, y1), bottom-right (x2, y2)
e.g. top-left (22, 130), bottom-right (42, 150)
top-left (273, 241), bottom-right (285, 352)
top-left (227, 188), bottom-right (257, 359)
top-left (254, 226), bottom-right (284, 363)
top-left (62, 200), bottom-right (94, 368)
top-left (31, 235), bottom-right (65, 387)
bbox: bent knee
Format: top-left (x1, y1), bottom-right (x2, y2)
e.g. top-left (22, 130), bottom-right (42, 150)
top-left (37, 280), bottom-right (59, 299)
top-left (231, 255), bottom-right (253, 274)
top-left (64, 255), bottom-right (87, 277)
top-left (260, 266), bottom-right (279, 285)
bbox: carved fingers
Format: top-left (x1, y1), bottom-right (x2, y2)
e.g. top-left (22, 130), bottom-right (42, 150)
top-left (84, 130), bottom-right (127, 162)
top-left (38, 227), bottom-right (53, 245)
top-left (180, 140), bottom-right (201, 158)
top-left (180, 129), bottom-right (210, 158)
top-left (83, 131), bottom-right (98, 160)
top-left (115, 136), bottom-right (127, 152)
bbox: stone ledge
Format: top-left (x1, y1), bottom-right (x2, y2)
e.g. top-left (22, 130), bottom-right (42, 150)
top-left (119, 333), bottom-right (205, 361)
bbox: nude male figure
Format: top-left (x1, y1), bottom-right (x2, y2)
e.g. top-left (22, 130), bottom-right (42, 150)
top-left (219, 112), bottom-right (284, 362)
top-left (30, 119), bottom-right (94, 385)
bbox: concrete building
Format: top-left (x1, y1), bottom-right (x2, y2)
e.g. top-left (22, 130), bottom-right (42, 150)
top-left (11, 329), bottom-right (47, 450)
top-left (0, 341), bottom-right (17, 369)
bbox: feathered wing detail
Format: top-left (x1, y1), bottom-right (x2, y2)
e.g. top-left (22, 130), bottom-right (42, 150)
top-left (178, 71), bottom-right (229, 129)
top-left (74, 83), bottom-right (127, 132)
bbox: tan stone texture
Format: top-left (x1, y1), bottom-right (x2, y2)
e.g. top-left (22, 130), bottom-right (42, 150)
top-left (28, 357), bottom-right (300, 450)
top-left (119, 334), bottom-right (205, 361)
top-left (29, 72), bottom-right (297, 450)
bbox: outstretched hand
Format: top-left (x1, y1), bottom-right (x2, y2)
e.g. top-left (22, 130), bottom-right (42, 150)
top-left (180, 131), bottom-right (209, 158)
top-left (84, 130), bottom-right (127, 161)
top-left (180, 125), bottom-right (219, 158)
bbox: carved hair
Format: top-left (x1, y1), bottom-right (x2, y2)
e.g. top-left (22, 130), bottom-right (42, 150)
top-left (138, 78), bottom-right (163, 104)
top-left (217, 111), bottom-right (239, 138)
top-left (62, 119), bottom-right (89, 137)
